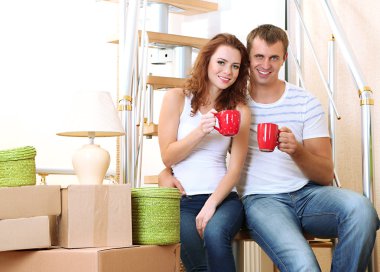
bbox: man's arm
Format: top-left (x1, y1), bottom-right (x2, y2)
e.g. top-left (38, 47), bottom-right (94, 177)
top-left (279, 127), bottom-right (334, 185)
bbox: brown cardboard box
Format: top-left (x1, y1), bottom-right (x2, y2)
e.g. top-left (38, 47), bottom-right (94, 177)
top-left (0, 185), bottom-right (61, 219)
top-left (59, 184), bottom-right (132, 248)
top-left (0, 244), bottom-right (180, 272)
top-left (0, 216), bottom-right (56, 251)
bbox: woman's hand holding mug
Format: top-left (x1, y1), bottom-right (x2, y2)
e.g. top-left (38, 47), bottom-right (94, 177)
top-left (199, 110), bottom-right (217, 135)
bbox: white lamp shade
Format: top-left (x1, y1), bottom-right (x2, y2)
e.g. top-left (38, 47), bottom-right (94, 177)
top-left (56, 91), bottom-right (124, 185)
top-left (56, 91), bottom-right (125, 137)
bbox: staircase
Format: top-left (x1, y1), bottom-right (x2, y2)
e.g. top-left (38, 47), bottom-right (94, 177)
top-left (109, 0), bottom-right (217, 186)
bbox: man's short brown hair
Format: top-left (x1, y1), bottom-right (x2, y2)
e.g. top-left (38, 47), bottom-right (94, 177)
top-left (247, 24), bottom-right (288, 56)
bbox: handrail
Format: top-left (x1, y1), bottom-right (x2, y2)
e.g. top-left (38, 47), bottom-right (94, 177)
top-left (287, 33), bottom-right (342, 188)
top-left (319, 1), bottom-right (366, 88)
top-left (289, 1), bottom-right (375, 270)
top-left (287, 38), bottom-right (306, 88)
top-left (291, 0), bottom-right (341, 120)
top-left (318, 0), bottom-right (375, 206)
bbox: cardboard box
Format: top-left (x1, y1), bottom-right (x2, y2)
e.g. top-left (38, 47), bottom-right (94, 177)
top-left (59, 184), bottom-right (132, 248)
top-left (0, 185), bottom-right (61, 219)
top-left (0, 244), bottom-right (180, 272)
top-left (0, 216), bottom-right (56, 251)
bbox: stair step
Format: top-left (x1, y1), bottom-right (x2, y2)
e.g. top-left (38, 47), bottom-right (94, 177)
top-left (143, 122), bottom-right (158, 136)
top-left (104, 0), bottom-right (218, 15)
top-left (110, 31), bottom-right (209, 49)
top-left (144, 175), bottom-right (159, 184)
top-left (150, 0), bottom-right (218, 15)
top-left (147, 75), bottom-right (186, 90)
top-left (142, 31), bottom-right (209, 49)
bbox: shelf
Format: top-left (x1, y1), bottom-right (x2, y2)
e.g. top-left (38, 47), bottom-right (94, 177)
top-left (109, 31), bottom-right (209, 49)
top-left (104, 0), bottom-right (218, 15)
top-left (147, 75), bottom-right (186, 90)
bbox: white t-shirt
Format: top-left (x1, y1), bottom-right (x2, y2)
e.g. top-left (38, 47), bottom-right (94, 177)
top-left (172, 95), bottom-right (233, 195)
top-left (238, 82), bottom-right (330, 196)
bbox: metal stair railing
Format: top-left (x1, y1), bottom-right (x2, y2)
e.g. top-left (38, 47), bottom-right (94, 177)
top-left (288, 0), bottom-right (375, 270)
top-left (287, 30), bottom-right (342, 187)
top-left (117, 0), bottom-right (142, 188)
top-left (318, 0), bottom-right (375, 204)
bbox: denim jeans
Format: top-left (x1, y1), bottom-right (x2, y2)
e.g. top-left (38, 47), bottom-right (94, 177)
top-left (180, 192), bottom-right (244, 272)
top-left (242, 182), bottom-right (379, 272)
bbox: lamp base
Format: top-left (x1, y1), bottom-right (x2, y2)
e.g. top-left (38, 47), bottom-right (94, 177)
top-left (72, 144), bottom-right (110, 185)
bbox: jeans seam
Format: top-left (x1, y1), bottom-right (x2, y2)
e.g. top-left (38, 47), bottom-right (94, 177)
top-left (181, 244), bottom-right (198, 272)
top-left (249, 228), bottom-right (289, 272)
top-left (228, 204), bottom-right (244, 242)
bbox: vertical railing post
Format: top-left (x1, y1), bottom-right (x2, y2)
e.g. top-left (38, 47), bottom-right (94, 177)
top-left (118, 0), bottom-right (140, 187)
top-left (327, 34), bottom-right (341, 187)
top-left (359, 87), bottom-right (375, 202)
top-left (327, 35), bottom-right (336, 161)
top-left (135, 0), bottom-right (149, 188)
top-left (295, 0), bottom-right (303, 87)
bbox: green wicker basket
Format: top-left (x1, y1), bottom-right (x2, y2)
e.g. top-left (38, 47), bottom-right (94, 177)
top-left (0, 146), bottom-right (37, 187)
top-left (131, 187), bottom-right (181, 245)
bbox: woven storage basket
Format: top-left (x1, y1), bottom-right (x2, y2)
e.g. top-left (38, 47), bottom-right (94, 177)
top-left (0, 146), bottom-right (37, 187)
top-left (131, 187), bottom-right (181, 245)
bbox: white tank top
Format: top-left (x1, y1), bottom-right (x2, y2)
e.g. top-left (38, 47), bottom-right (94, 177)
top-left (172, 95), bottom-right (233, 195)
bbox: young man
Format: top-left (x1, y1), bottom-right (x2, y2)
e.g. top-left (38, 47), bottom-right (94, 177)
top-left (239, 24), bottom-right (379, 272)
top-left (160, 24), bottom-right (379, 271)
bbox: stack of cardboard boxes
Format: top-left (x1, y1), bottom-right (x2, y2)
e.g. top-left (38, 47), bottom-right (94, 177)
top-left (0, 184), bottom-right (180, 272)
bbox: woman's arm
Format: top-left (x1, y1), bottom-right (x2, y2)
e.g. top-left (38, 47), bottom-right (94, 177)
top-left (158, 89), bottom-right (216, 167)
top-left (195, 104), bottom-right (251, 236)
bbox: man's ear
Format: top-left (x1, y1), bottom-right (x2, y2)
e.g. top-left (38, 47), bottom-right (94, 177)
top-left (283, 52), bottom-right (288, 62)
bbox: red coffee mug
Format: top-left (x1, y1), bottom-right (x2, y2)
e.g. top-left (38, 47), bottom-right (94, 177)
top-left (257, 123), bottom-right (279, 152)
top-left (213, 110), bottom-right (240, 137)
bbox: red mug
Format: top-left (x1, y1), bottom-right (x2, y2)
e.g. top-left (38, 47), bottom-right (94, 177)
top-left (257, 123), bottom-right (279, 152)
top-left (213, 110), bottom-right (240, 137)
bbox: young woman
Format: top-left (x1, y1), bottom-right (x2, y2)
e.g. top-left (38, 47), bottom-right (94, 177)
top-left (158, 33), bottom-right (251, 272)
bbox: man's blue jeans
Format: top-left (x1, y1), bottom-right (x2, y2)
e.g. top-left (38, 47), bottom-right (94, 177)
top-left (180, 192), bottom-right (244, 272)
top-left (242, 182), bottom-right (379, 272)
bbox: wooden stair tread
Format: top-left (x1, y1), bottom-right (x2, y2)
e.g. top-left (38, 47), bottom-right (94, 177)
top-left (234, 229), bottom-right (334, 248)
top-left (104, 0), bottom-right (218, 15)
top-left (144, 175), bottom-right (159, 184)
top-left (143, 122), bottom-right (158, 136)
top-left (150, 0), bottom-right (218, 15)
top-left (110, 31), bottom-right (209, 49)
top-left (147, 75), bottom-right (186, 90)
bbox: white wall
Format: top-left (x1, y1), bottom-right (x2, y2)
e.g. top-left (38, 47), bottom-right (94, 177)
top-left (0, 0), bottom-right (119, 184)
top-left (0, 0), bottom-right (284, 184)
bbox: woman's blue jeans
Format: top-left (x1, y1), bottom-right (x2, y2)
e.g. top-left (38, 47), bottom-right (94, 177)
top-left (180, 192), bottom-right (244, 272)
top-left (242, 182), bottom-right (379, 272)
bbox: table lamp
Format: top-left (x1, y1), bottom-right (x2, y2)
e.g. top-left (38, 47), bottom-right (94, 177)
top-left (57, 91), bottom-right (125, 185)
